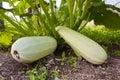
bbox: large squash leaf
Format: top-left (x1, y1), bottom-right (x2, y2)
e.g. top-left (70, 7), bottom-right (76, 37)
top-left (90, 3), bottom-right (120, 30)
top-left (92, 0), bottom-right (103, 7)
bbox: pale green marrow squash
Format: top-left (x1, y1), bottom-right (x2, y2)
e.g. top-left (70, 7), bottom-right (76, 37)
top-left (56, 26), bottom-right (107, 65)
top-left (11, 36), bottom-right (57, 63)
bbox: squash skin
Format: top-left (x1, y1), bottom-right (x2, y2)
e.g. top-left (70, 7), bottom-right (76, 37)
top-left (11, 36), bottom-right (57, 63)
top-left (56, 26), bottom-right (107, 65)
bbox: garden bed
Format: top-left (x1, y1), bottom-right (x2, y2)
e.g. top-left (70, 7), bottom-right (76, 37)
top-left (0, 44), bottom-right (120, 80)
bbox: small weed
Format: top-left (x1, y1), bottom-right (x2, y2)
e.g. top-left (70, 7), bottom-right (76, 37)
top-left (60, 75), bottom-right (67, 80)
top-left (67, 56), bottom-right (77, 67)
top-left (60, 51), bottom-right (78, 67)
top-left (62, 51), bottom-right (66, 59)
top-left (51, 70), bottom-right (59, 80)
top-left (25, 60), bottom-right (48, 80)
top-left (26, 68), bottom-right (47, 80)
top-left (114, 50), bottom-right (120, 56)
top-left (60, 51), bottom-right (66, 66)
top-left (61, 61), bottom-right (65, 66)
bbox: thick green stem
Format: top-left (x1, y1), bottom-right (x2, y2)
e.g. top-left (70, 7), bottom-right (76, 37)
top-left (37, 11), bottom-right (51, 35)
top-left (80, 0), bottom-right (92, 19)
top-left (73, 1), bottom-right (76, 16)
top-left (39, 0), bottom-right (57, 38)
top-left (66, 0), bottom-right (74, 28)
top-left (49, 0), bottom-right (57, 24)
top-left (78, 13), bottom-right (91, 31)
top-left (73, 0), bottom-right (85, 30)
top-left (0, 12), bottom-right (28, 36)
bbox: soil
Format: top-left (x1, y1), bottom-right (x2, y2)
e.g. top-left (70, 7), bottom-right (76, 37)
top-left (0, 44), bottom-right (120, 80)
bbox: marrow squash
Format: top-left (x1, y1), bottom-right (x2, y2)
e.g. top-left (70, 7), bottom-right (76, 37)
top-left (55, 26), bottom-right (107, 65)
top-left (11, 36), bottom-right (57, 63)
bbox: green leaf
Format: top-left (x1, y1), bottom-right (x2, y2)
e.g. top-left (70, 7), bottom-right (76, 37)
top-left (0, 32), bottom-right (14, 46)
top-left (90, 3), bottom-right (120, 30)
top-left (62, 51), bottom-right (66, 58)
top-left (80, 0), bottom-right (92, 19)
top-left (0, 6), bottom-right (13, 13)
top-left (0, 0), bottom-right (9, 2)
top-left (115, 50), bottom-right (120, 56)
top-left (92, 0), bottom-right (103, 7)
top-left (66, 0), bottom-right (74, 28)
top-left (13, 0), bottom-right (30, 15)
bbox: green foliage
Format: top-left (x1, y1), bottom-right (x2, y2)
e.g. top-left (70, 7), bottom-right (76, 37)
top-left (114, 50), bottom-right (120, 56)
top-left (25, 60), bottom-right (48, 80)
top-left (0, 0), bottom-right (99, 41)
top-left (60, 51), bottom-right (66, 66)
top-left (67, 56), bottom-right (77, 67)
top-left (0, 32), bottom-right (14, 47)
top-left (0, 0), bottom-right (120, 46)
top-left (92, 0), bottom-right (103, 6)
top-left (24, 59), bottom-right (60, 80)
top-left (102, 45), bottom-right (108, 54)
top-left (81, 26), bottom-right (120, 45)
top-left (14, 0), bottom-right (30, 15)
top-left (1, 0), bottom-right (120, 55)
top-left (51, 70), bottom-right (59, 80)
top-left (26, 68), bottom-right (47, 80)
top-left (89, 3), bottom-right (120, 30)
top-left (60, 51), bottom-right (77, 67)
